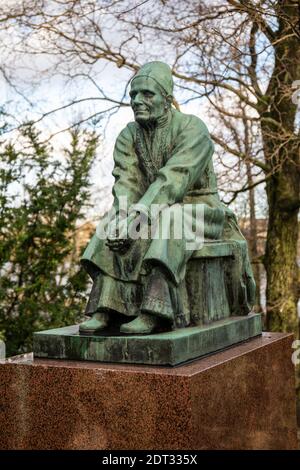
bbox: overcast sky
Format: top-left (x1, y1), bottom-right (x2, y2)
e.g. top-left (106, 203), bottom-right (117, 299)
top-left (0, 3), bottom-right (269, 220)
top-left (2, 56), bottom-right (221, 219)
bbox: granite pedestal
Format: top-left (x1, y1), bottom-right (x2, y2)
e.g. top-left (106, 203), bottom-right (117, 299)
top-left (0, 333), bottom-right (298, 450)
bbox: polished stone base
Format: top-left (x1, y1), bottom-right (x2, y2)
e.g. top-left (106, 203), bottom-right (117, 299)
top-left (33, 313), bottom-right (262, 366)
top-left (0, 333), bottom-right (297, 449)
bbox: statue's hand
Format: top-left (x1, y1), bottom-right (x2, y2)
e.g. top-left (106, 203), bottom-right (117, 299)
top-left (106, 214), bottom-right (135, 254)
top-left (106, 237), bottom-right (132, 254)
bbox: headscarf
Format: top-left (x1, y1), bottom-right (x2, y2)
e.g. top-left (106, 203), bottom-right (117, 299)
top-left (131, 61), bottom-right (180, 110)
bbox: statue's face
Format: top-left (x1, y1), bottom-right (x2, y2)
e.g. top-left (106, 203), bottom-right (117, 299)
top-left (130, 76), bottom-right (168, 125)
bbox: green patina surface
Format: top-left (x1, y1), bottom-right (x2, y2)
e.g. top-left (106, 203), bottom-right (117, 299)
top-left (33, 313), bottom-right (262, 366)
top-left (32, 61), bottom-right (259, 360)
top-left (79, 61), bottom-right (256, 334)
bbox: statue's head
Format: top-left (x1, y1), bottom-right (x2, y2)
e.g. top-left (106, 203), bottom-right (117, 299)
top-left (130, 61), bottom-right (174, 126)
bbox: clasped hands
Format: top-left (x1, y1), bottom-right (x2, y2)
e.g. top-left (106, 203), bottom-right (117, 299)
top-left (106, 211), bottom-right (148, 254)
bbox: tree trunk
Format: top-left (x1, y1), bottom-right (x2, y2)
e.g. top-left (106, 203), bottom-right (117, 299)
top-left (264, 171), bottom-right (299, 336)
top-left (261, 1), bottom-right (300, 338)
top-left (246, 156), bottom-right (262, 312)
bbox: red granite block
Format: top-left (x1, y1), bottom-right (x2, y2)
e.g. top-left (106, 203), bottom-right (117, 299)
top-left (0, 332), bottom-right (297, 450)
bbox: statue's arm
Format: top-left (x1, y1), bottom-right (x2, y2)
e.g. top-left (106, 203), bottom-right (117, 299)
top-left (106, 125), bottom-right (140, 251)
top-left (137, 116), bottom-right (214, 211)
top-left (112, 124), bottom-right (141, 216)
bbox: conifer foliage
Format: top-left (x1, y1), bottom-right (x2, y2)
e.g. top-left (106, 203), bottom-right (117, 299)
top-left (0, 122), bottom-right (97, 356)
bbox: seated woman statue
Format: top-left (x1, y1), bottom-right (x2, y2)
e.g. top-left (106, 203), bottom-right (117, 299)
top-left (79, 61), bottom-right (255, 335)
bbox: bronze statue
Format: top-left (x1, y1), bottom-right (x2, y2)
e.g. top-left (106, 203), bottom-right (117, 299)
top-left (79, 61), bottom-right (255, 335)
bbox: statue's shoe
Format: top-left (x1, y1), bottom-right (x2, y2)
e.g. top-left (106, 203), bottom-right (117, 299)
top-left (120, 314), bottom-right (158, 335)
top-left (79, 312), bottom-right (108, 334)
